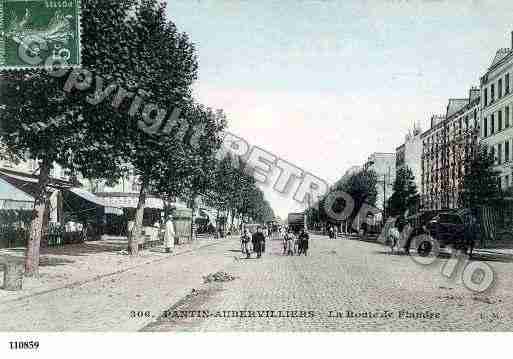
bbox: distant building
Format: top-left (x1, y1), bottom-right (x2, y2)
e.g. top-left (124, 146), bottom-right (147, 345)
top-left (365, 152), bottom-right (395, 214)
top-left (395, 122), bottom-right (423, 192)
top-left (480, 32), bottom-right (513, 189)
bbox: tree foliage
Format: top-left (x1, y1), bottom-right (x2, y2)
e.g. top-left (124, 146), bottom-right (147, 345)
top-left (0, 0), bottom-right (138, 275)
top-left (459, 144), bottom-right (502, 208)
top-left (387, 166), bottom-right (419, 217)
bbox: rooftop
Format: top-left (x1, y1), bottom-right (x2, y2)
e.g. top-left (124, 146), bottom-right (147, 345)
top-left (446, 98), bottom-right (469, 118)
top-left (489, 48), bottom-right (513, 70)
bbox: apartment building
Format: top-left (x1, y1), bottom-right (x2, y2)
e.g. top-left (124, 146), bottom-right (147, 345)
top-left (421, 89), bottom-right (480, 210)
top-left (395, 122), bottom-right (423, 192)
top-left (480, 34), bottom-right (513, 189)
top-left (366, 152), bottom-right (395, 214)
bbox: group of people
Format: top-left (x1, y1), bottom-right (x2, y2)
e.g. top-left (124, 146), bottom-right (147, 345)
top-left (239, 225), bottom-right (310, 259)
top-left (240, 226), bottom-right (267, 259)
top-left (282, 228), bottom-right (309, 256)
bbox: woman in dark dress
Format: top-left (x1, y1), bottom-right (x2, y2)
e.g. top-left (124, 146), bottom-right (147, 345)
top-left (298, 229), bottom-right (309, 255)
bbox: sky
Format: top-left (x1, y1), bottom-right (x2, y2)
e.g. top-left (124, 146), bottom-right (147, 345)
top-left (167, 0), bottom-right (513, 219)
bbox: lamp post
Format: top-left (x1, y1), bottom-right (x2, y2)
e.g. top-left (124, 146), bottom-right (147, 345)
top-left (383, 166), bottom-right (392, 219)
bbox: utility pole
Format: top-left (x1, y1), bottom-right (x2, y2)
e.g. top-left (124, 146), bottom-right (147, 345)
top-left (383, 166), bottom-right (391, 219)
top-left (383, 173), bottom-right (386, 219)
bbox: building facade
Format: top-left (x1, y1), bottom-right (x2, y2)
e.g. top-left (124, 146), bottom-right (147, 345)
top-left (480, 34), bottom-right (513, 189)
top-left (395, 122), bottom-right (423, 192)
top-left (366, 152), bottom-right (395, 215)
top-left (421, 89), bottom-right (480, 210)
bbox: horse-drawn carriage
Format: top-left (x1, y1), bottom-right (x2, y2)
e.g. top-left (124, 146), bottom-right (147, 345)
top-left (383, 209), bottom-right (478, 257)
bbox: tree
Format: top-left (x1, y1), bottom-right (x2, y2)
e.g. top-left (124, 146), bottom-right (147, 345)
top-left (0, 0), bottom-right (137, 276)
top-left (154, 104), bottom-right (227, 237)
top-left (97, 0), bottom-right (200, 255)
top-left (387, 166), bottom-right (420, 217)
top-left (338, 169), bottom-right (378, 227)
top-left (459, 144), bottom-right (502, 208)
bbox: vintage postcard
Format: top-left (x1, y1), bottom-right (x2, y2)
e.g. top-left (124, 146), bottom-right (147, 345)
top-left (0, 0), bottom-right (512, 355)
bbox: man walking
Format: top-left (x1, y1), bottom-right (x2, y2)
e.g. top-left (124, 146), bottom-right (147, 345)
top-left (252, 226), bottom-right (265, 258)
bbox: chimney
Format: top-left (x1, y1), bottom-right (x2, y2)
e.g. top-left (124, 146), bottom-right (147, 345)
top-left (511, 31), bottom-right (513, 49)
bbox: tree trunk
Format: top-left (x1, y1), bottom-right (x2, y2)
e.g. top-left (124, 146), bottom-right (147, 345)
top-left (189, 193), bottom-right (197, 241)
top-left (130, 178), bottom-right (148, 255)
top-left (231, 210), bottom-right (235, 228)
top-left (216, 208), bottom-right (220, 238)
top-left (25, 158), bottom-right (51, 277)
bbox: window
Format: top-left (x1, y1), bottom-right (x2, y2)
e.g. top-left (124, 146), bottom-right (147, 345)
top-left (499, 110), bottom-right (503, 131)
top-left (507, 73), bottom-right (511, 95)
top-left (506, 175), bottom-right (510, 188)
top-left (498, 143), bottom-right (503, 164)
top-left (507, 106), bottom-right (510, 128)
top-left (465, 116), bottom-right (469, 130)
top-left (506, 140), bottom-right (510, 162)
top-left (490, 145), bottom-right (495, 162)
top-left (491, 114), bottom-right (495, 134)
top-left (491, 84), bottom-right (495, 102)
top-left (484, 117), bottom-right (488, 137)
top-left (499, 79), bottom-right (503, 98)
top-left (484, 87), bottom-right (488, 106)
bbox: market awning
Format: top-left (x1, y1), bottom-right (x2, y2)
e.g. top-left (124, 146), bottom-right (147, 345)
top-left (69, 188), bottom-right (107, 206)
top-left (66, 188), bottom-right (123, 216)
top-left (0, 168), bottom-right (74, 198)
top-left (98, 194), bottom-right (164, 210)
top-left (0, 177), bottom-right (34, 210)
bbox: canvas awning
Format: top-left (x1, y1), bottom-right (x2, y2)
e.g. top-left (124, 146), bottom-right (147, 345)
top-left (0, 177), bottom-right (34, 211)
top-left (66, 188), bottom-right (123, 216)
top-left (69, 188), bottom-right (107, 206)
top-left (99, 195), bottom-right (164, 210)
top-left (0, 168), bottom-right (74, 198)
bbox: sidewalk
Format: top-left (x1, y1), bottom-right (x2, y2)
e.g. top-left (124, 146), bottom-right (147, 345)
top-left (0, 236), bottom-right (230, 304)
top-left (0, 236), bottom-right (238, 331)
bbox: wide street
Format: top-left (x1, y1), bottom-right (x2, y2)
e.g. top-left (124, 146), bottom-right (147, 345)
top-left (144, 235), bottom-right (513, 332)
top-left (1, 234), bottom-right (512, 331)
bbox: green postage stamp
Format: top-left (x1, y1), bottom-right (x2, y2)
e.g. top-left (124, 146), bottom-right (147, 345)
top-left (0, 0), bottom-right (80, 69)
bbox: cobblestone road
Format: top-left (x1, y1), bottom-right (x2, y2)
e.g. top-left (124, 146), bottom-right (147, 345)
top-left (0, 238), bottom-right (237, 331)
top-left (145, 235), bottom-right (513, 331)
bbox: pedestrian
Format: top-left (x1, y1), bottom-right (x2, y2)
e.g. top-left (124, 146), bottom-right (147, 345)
top-left (329, 226), bottom-right (334, 239)
top-left (164, 214), bottom-right (175, 253)
top-left (298, 229), bottom-right (309, 256)
top-left (252, 226), bottom-right (266, 258)
top-left (241, 228), bottom-right (251, 259)
top-left (262, 226), bottom-right (267, 253)
top-left (284, 229), bottom-right (294, 256)
top-left (282, 229), bottom-right (288, 255)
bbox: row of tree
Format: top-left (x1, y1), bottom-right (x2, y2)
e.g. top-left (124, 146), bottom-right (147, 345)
top-left (306, 168), bottom-right (379, 230)
top-left (0, 0), bottom-right (274, 276)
